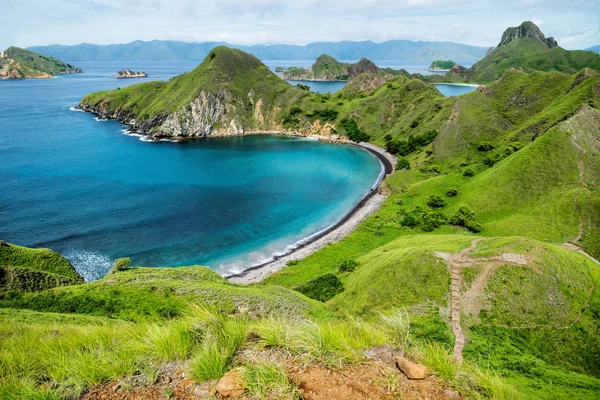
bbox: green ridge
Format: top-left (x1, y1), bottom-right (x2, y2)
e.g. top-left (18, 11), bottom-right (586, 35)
top-left (0, 46), bottom-right (82, 79)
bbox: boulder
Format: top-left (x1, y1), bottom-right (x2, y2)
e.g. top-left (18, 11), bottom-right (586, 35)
top-left (215, 370), bottom-right (246, 397)
top-left (364, 344), bottom-right (396, 365)
top-left (395, 356), bottom-right (430, 380)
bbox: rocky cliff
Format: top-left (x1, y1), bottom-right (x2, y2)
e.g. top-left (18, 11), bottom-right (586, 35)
top-left (114, 69), bottom-right (148, 79)
top-left (0, 47), bottom-right (82, 79)
top-left (498, 21), bottom-right (558, 49)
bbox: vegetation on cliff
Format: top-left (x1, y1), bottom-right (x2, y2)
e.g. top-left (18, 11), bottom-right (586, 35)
top-left (0, 47), bottom-right (82, 79)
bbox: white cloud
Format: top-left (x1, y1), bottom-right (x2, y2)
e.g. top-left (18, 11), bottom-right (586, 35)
top-left (0, 0), bottom-right (598, 50)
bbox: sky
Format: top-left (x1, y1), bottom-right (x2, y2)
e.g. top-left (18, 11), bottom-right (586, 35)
top-left (0, 0), bottom-right (598, 50)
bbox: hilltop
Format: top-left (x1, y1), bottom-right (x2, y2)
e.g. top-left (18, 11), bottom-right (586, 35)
top-left (28, 39), bottom-right (488, 62)
top-left (0, 46), bottom-right (82, 79)
top-left (280, 54), bottom-right (408, 81)
top-left (428, 60), bottom-right (455, 71)
top-left (429, 21), bottom-right (600, 83)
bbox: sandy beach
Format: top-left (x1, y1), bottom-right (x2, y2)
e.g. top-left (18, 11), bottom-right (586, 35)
top-left (227, 141), bottom-right (395, 284)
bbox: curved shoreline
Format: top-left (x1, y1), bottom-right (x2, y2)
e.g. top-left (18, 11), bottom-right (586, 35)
top-left (75, 106), bottom-right (396, 283)
top-left (226, 141), bottom-right (395, 284)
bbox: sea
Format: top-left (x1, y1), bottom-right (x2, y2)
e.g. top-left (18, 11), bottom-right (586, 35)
top-left (0, 59), bottom-right (474, 281)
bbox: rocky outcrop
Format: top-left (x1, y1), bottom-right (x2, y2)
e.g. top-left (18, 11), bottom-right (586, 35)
top-left (114, 69), bottom-right (148, 79)
top-left (342, 73), bottom-right (389, 95)
top-left (498, 21), bottom-right (558, 49)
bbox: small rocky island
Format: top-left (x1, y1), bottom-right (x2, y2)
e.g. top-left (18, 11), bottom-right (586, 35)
top-left (0, 46), bottom-right (82, 79)
top-left (114, 69), bottom-right (148, 79)
top-left (428, 60), bottom-right (456, 72)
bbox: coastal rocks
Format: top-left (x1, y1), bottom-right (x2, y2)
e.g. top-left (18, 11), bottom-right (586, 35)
top-left (114, 69), bottom-right (148, 79)
top-left (215, 370), bottom-right (246, 397)
top-left (395, 356), bottom-right (430, 380)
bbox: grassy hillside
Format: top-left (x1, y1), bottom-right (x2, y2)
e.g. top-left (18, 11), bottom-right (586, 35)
top-left (0, 47), bottom-right (82, 79)
top-left (0, 242), bottom-right (83, 292)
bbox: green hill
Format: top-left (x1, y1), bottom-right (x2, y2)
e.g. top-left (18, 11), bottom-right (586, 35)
top-left (79, 46), bottom-right (308, 138)
top-left (0, 46), bottom-right (82, 79)
top-left (0, 242), bottom-right (83, 292)
top-left (430, 21), bottom-right (600, 83)
top-left (280, 54), bottom-right (407, 81)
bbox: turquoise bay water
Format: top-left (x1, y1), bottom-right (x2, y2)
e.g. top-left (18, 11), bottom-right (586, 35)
top-left (433, 84), bottom-right (478, 97)
top-left (0, 62), bottom-right (382, 281)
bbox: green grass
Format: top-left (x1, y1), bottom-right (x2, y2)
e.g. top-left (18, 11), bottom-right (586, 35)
top-left (0, 265), bottom-right (330, 321)
top-left (241, 363), bottom-right (301, 399)
top-left (0, 243), bottom-right (82, 282)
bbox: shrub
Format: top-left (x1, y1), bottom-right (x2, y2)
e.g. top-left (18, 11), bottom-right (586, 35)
top-left (427, 195), bottom-right (445, 208)
top-left (446, 188), bottom-right (458, 197)
top-left (113, 257), bottom-right (130, 272)
top-left (477, 141), bottom-right (494, 151)
top-left (395, 157), bottom-right (411, 170)
top-left (505, 141), bottom-right (524, 155)
top-left (296, 84), bottom-right (310, 91)
top-left (421, 211), bottom-right (448, 232)
top-left (342, 119), bottom-right (370, 142)
top-left (449, 206), bottom-right (482, 232)
top-left (338, 260), bottom-right (359, 273)
top-left (286, 260), bottom-right (299, 266)
top-left (294, 274), bottom-right (344, 302)
top-left (429, 165), bottom-right (440, 173)
top-left (463, 168), bottom-right (475, 177)
top-left (384, 134), bottom-right (393, 143)
top-left (410, 120), bottom-right (419, 128)
top-left (289, 106), bottom-right (302, 116)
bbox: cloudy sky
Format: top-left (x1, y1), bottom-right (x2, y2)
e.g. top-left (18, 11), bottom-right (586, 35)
top-left (1, 0), bottom-right (598, 50)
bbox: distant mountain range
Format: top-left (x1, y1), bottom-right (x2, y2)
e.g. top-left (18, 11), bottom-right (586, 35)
top-left (27, 40), bottom-right (488, 62)
top-left (586, 45), bottom-right (599, 53)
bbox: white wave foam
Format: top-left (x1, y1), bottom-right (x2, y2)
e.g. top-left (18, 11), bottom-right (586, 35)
top-left (63, 248), bottom-right (112, 282)
top-left (69, 106), bottom-right (84, 112)
top-left (94, 117), bottom-right (109, 122)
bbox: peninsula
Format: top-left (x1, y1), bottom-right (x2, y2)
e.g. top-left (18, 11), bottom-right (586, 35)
top-left (0, 46), bottom-right (82, 79)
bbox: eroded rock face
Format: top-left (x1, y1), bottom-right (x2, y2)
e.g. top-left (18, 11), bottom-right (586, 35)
top-left (395, 356), bottom-right (430, 380)
top-left (499, 21), bottom-right (558, 49)
top-left (160, 91), bottom-right (233, 138)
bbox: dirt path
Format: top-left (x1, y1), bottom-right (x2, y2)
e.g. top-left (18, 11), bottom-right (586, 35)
top-left (449, 239), bottom-right (484, 363)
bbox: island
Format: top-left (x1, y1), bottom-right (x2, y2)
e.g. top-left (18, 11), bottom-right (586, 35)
top-left (280, 54), bottom-right (408, 81)
top-left (0, 46), bottom-right (83, 79)
top-left (428, 60), bottom-right (456, 72)
top-left (113, 69), bottom-right (148, 79)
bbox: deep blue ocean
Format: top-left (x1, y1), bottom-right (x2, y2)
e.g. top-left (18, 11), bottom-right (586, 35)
top-left (0, 61), bottom-right (384, 281)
